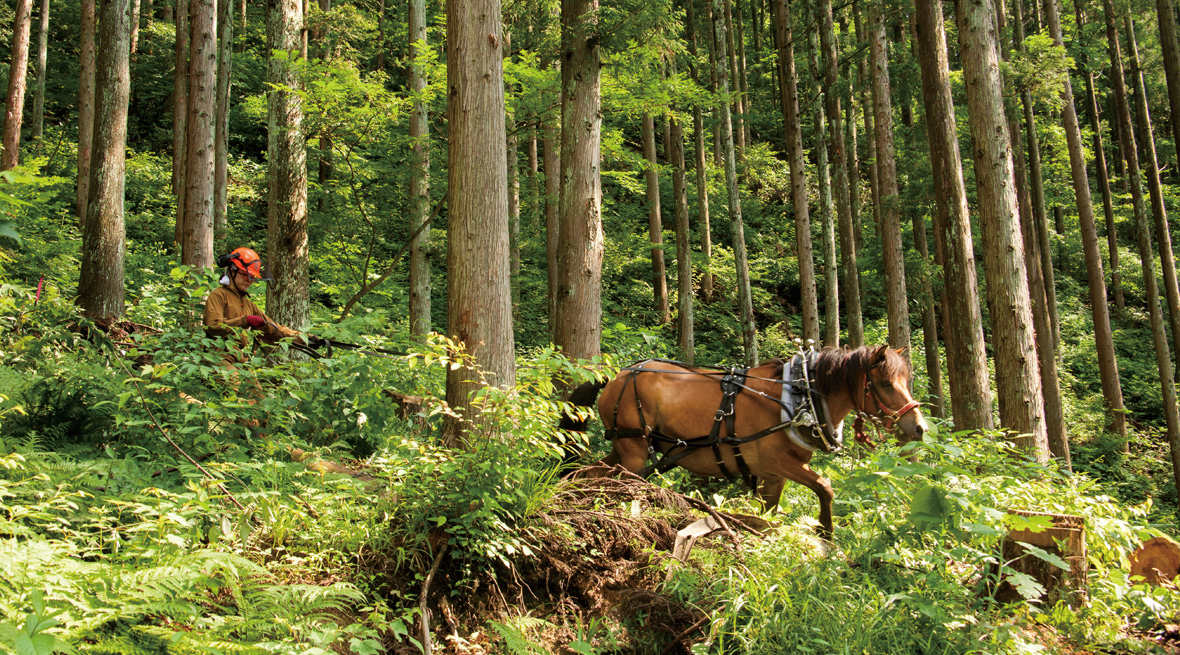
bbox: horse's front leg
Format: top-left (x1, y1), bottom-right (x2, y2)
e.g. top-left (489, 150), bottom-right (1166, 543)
top-left (779, 464), bottom-right (835, 540)
top-left (600, 437), bottom-right (650, 476)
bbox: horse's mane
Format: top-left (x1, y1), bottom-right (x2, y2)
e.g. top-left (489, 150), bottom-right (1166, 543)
top-left (811, 345), bottom-right (911, 398)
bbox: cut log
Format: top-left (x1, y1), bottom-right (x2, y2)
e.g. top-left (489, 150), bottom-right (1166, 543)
top-left (995, 510), bottom-right (1087, 606)
top-left (1130, 536), bottom-right (1180, 585)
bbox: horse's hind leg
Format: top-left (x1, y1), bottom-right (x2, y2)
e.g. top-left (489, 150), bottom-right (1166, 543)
top-left (598, 437), bottom-right (649, 476)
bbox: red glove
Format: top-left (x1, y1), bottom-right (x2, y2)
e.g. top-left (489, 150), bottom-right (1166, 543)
top-left (245, 315), bottom-right (266, 329)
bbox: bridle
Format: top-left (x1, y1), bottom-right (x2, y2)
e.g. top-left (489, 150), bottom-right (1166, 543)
top-left (852, 367), bottom-right (922, 446)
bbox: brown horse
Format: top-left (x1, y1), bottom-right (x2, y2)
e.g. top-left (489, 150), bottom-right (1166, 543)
top-left (562, 345), bottom-right (929, 538)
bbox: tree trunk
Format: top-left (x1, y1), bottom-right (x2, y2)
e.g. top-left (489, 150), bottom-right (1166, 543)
top-left (855, 1), bottom-right (880, 243)
top-left (31, 0), bottom-right (47, 154)
top-left (77, 0), bottom-right (96, 225)
top-left (735, 0), bottom-right (750, 149)
top-left (868, 6), bottom-right (910, 353)
top-left (1045, 0), bottom-right (1123, 449)
top-left (643, 113), bottom-right (670, 324)
top-left (671, 113), bottom-right (695, 362)
top-left (182, 0), bottom-right (216, 270)
top-left (444, 0), bottom-right (515, 445)
top-left (1081, 43), bottom-right (1123, 311)
top-left (555, 0), bottom-right (604, 360)
top-left (915, 0), bottom-right (993, 430)
top-left (844, 58), bottom-right (865, 346)
top-left (172, 0), bottom-right (188, 243)
top-left (265, 0), bottom-right (309, 329)
top-left (543, 116), bottom-right (560, 343)
top-left (774, 0), bottom-right (819, 346)
top-left (130, 0), bottom-right (140, 52)
top-left (408, 0), bottom-right (430, 337)
top-left (78, 0), bottom-right (131, 323)
top-left (816, 101), bottom-right (840, 348)
top-left (685, 0), bottom-right (713, 303)
top-left (711, 0), bottom-right (757, 365)
top-left (1125, 12), bottom-right (1180, 381)
top-left (1157, 0), bottom-right (1180, 191)
top-left (376, 0), bottom-right (385, 71)
top-left (213, 0), bottom-right (231, 251)
top-left (818, 0), bottom-right (860, 348)
top-left (956, 0), bottom-right (1048, 460)
top-left (723, 0), bottom-right (744, 159)
top-left (1105, 0), bottom-right (1180, 493)
top-left (2, 0), bottom-right (33, 170)
top-left (508, 119), bottom-right (521, 309)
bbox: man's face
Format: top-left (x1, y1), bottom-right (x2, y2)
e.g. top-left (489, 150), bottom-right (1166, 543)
top-left (233, 272), bottom-right (254, 293)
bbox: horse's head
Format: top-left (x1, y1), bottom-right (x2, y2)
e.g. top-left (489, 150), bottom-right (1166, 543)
top-left (857, 345), bottom-right (930, 445)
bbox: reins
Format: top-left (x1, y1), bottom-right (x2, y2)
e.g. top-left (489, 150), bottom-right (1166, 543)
top-left (851, 368), bottom-right (922, 446)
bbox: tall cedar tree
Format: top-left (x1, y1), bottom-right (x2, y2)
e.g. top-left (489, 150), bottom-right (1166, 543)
top-left (643, 113), bottom-right (670, 324)
top-left (265, 0), bottom-right (310, 329)
top-left (773, 0), bottom-right (820, 347)
top-left (804, 29), bottom-right (839, 347)
top-left (78, 0), bottom-right (131, 322)
top-left (1103, 0), bottom-right (1180, 490)
top-left (77, 0), bottom-right (96, 223)
top-left (684, 0), bottom-right (713, 302)
top-left (914, 0), bottom-right (993, 430)
top-left (408, 0), bottom-right (431, 337)
top-left (214, 0), bottom-right (232, 249)
top-left (182, 0), bottom-right (216, 269)
top-left (868, 5), bottom-right (910, 353)
top-left (31, 0), bottom-right (47, 152)
top-left (1045, 0), bottom-right (1124, 447)
top-left (543, 112), bottom-right (560, 343)
top-left (670, 109), bottom-right (694, 362)
top-left (444, 0), bottom-right (516, 445)
top-left (2, 0), bottom-right (32, 170)
top-left (956, 0), bottom-right (1048, 460)
top-left (172, 1), bottom-right (188, 243)
top-left (711, 0), bottom-right (758, 365)
top-left (1125, 13), bottom-right (1180, 379)
top-left (555, 0), bottom-right (604, 360)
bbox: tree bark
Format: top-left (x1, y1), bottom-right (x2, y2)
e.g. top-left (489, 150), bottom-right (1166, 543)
top-left (685, 0), bottom-right (713, 303)
top-left (182, 0), bottom-right (216, 270)
top-left (408, 0), bottom-right (430, 337)
top-left (130, 0), bottom-right (140, 52)
top-left (172, 0), bottom-right (188, 243)
top-left (1045, 0), bottom-right (1123, 450)
top-left (78, 0), bottom-right (131, 323)
top-left (555, 0), bottom-right (604, 360)
top-left (844, 57), bottom-right (865, 346)
top-left (671, 114), bottom-right (695, 362)
top-left (445, 0), bottom-right (515, 445)
top-left (214, 0), bottom-right (231, 251)
top-left (855, 1), bottom-right (879, 244)
top-left (31, 0), bottom-right (47, 154)
top-left (723, 0), bottom-right (745, 159)
top-left (1125, 12), bottom-right (1180, 382)
top-left (643, 113), bottom-right (670, 324)
top-left (711, 0), bottom-right (757, 365)
top-left (2, 0), bottom-right (33, 170)
top-left (266, 0), bottom-right (309, 329)
top-left (543, 115), bottom-right (560, 343)
top-left (868, 6), bottom-right (910, 353)
top-left (1157, 0), bottom-right (1180, 190)
top-left (915, 0), bottom-right (993, 430)
top-left (818, 0), bottom-right (860, 348)
top-left (77, 0), bottom-right (96, 224)
top-left (816, 100), bottom-right (840, 348)
top-left (774, 0), bottom-right (819, 346)
top-left (955, 0), bottom-right (1048, 460)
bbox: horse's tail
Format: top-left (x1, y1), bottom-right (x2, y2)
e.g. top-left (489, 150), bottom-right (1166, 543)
top-left (557, 379), bottom-right (608, 470)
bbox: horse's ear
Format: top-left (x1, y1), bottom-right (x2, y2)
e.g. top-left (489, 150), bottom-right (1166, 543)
top-left (894, 347), bottom-right (909, 357)
top-left (871, 344), bottom-right (889, 363)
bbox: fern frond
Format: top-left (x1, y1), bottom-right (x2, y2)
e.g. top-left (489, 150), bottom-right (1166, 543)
top-left (489, 619), bottom-right (551, 655)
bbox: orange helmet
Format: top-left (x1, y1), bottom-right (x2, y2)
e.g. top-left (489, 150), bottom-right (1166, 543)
top-left (221, 247), bottom-right (273, 282)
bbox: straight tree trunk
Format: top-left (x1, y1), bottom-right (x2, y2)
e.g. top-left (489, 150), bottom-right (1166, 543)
top-left (844, 62), bottom-right (865, 346)
top-left (671, 114), bottom-right (695, 362)
top-left (315, 0), bottom-right (331, 215)
top-left (77, 0), bottom-right (96, 224)
top-left (408, 0), bottom-right (430, 337)
top-left (1106, 0), bottom-right (1180, 489)
top-left (130, 0), bottom-right (140, 52)
top-left (915, 0), bottom-right (993, 430)
top-left (643, 113), bottom-right (670, 323)
top-left (213, 0), bottom-right (231, 251)
top-left (685, 0), bottom-right (713, 303)
top-left (1046, 0), bottom-right (1124, 448)
top-left (543, 117), bottom-right (560, 342)
top-left (1156, 0), bottom-right (1180, 189)
top-left (774, 0), bottom-right (819, 346)
top-left (855, 1), bottom-right (880, 242)
top-left (78, 0), bottom-right (131, 323)
top-left (723, 0), bottom-right (745, 159)
top-left (376, 0), bottom-right (385, 71)
top-left (956, 0), bottom-right (1048, 460)
top-left (868, 6), bottom-right (910, 353)
top-left (31, 0), bottom-right (47, 154)
top-left (266, 0), bottom-right (309, 329)
top-left (2, 0), bottom-right (33, 170)
top-left (555, 0), bottom-right (604, 360)
top-left (1081, 46), bottom-right (1123, 310)
top-left (735, 0), bottom-right (750, 149)
top-left (1126, 13), bottom-right (1180, 379)
top-left (504, 32), bottom-right (520, 310)
top-left (816, 101), bottom-right (840, 348)
top-left (445, 0), bottom-right (515, 444)
top-left (172, 0), bottom-right (188, 243)
top-left (711, 0), bottom-right (758, 365)
top-left (182, 0), bottom-right (216, 270)
top-left (818, 0), bottom-right (861, 348)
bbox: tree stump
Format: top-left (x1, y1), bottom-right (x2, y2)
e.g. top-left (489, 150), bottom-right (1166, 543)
top-left (995, 510), bottom-right (1087, 606)
top-left (1130, 536), bottom-right (1180, 585)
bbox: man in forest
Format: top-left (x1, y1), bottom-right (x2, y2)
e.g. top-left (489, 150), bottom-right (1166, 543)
top-left (202, 247), bottom-right (326, 361)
